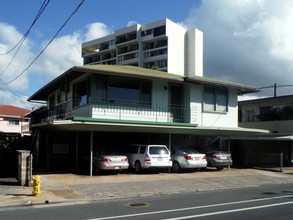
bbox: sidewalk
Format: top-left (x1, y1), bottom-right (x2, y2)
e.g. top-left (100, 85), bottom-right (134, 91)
top-left (1, 168), bottom-right (293, 208)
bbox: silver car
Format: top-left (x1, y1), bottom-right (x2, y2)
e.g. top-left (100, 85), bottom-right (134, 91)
top-left (171, 146), bottom-right (207, 172)
top-left (206, 151), bottom-right (232, 171)
top-left (93, 149), bottom-right (129, 172)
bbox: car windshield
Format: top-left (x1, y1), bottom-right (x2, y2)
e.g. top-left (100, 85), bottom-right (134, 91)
top-left (149, 146), bottom-right (169, 155)
top-left (178, 147), bottom-right (198, 154)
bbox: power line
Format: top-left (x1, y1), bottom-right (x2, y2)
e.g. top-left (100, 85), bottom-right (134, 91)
top-left (0, 81), bottom-right (28, 98)
top-left (0, 0), bottom-right (51, 78)
top-left (0, 0), bottom-right (50, 56)
top-left (259, 83), bottom-right (293, 97)
top-left (0, 0), bottom-right (85, 85)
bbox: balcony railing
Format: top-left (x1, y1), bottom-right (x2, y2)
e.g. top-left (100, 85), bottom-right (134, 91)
top-left (40, 97), bottom-right (196, 124)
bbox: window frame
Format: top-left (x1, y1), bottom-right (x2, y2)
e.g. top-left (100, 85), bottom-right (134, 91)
top-left (106, 76), bottom-right (152, 106)
top-left (72, 79), bottom-right (88, 108)
top-left (8, 119), bottom-right (20, 126)
top-left (203, 87), bottom-right (228, 113)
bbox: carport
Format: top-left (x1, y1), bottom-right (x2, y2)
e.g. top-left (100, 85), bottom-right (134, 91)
top-left (229, 134), bottom-right (293, 168)
top-left (31, 116), bottom-right (269, 176)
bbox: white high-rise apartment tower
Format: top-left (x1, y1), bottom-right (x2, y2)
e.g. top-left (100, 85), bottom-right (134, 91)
top-left (81, 18), bottom-right (203, 77)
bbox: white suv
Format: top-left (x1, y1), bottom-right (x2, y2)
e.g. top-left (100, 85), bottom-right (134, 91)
top-left (125, 144), bottom-right (172, 173)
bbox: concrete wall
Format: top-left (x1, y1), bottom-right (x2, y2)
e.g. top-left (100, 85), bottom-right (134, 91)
top-left (17, 150), bottom-right (32, 186)
top-left (166, 19), bottom-right (186, 76)
top-left (185, 29), bottom-right (203, 77)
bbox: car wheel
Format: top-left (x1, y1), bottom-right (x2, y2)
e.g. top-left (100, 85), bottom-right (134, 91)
top-left (135, 161), bottom-right (142, 174)
top-left (216, 166), bottom-right (224, 171)
top-left (172, 161), bottom-right (181, 173)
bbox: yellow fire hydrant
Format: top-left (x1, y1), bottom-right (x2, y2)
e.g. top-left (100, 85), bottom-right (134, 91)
top-left (32, 176), bottom-right (41, 196)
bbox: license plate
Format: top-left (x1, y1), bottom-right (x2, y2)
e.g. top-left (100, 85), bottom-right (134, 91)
top-left (220, 156), bottom-right (227, 160)
top-left (114, 166), bottom-right (120, 170)
top-left (158, 158), bottom-right (163, 161)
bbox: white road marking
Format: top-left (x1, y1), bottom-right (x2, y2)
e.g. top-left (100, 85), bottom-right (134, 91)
top-left (162, 201), bottom-right (293, 219)
top-left (87, 194), bottom-right (293, 220)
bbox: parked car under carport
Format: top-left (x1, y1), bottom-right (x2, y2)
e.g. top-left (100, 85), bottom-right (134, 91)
top-left (205, 151), bottom-right (232, 170)
top-left (171, 146), bottom-right (207, 172)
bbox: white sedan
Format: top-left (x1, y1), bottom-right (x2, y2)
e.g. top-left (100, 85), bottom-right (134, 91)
top-left (93, 151), bottom-right (129, 172)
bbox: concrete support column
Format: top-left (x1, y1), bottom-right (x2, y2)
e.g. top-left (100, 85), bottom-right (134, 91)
top-left (17, 150), bottom-right (32, 186)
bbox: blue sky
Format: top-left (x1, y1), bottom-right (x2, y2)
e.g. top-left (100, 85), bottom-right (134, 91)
top-left (0, 0), bottom-right (293, 108)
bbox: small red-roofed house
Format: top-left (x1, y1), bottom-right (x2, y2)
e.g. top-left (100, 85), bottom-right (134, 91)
top-left (0, 104), bottom-right (31, 137)
top-left (0, 105), bottom-right (31, 176)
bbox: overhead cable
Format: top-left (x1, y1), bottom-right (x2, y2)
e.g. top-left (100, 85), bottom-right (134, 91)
top-left (0, 0), bottom-right (50, 56)
top-left (0, 0), bottom-right (51, 78)
top-left (0, 0), bottom-right (85, 85)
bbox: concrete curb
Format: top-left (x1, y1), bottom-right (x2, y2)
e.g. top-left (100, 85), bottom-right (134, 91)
top-left (1, 168), bottom-right (293, 209)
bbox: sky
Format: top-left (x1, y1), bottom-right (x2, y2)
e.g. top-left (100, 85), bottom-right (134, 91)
top-left (0, 0), bottom-right (293, 109)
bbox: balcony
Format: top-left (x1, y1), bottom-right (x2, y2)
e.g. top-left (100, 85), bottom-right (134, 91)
top-left (40, 97), bottom-right (195, 125)
top-left (116, 32), bottom-right (137, 45)
top-left (117, 44), bottom-right (139, 55)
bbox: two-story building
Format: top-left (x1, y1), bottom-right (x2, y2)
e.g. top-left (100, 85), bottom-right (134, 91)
top-left (235, 95), bottom-right (293, 167)
top-left (28, 65), bottom-right (268, 174)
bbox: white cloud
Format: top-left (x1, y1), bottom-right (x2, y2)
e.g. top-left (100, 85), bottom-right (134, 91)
top-left (32, 22), bottom-right (113, 80)
top-left (83, 22), bottom-right (113, 42)
top-left (127, 20), bottom-right (138, 27)
top-left (33, 32), bottom-right (83, 79)
top-left (184, 0), bottom-right (293, 98)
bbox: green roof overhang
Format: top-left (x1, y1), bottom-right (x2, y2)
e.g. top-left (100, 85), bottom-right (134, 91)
top-left (31, 117), bottom-right (269, 136)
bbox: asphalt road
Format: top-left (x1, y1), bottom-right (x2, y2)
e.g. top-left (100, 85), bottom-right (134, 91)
top-left (1, 183), bottom-right (293, 219)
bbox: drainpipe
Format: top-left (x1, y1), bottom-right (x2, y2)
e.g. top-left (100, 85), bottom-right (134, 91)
top-left (228, 136), bottom-right (231, 170)
top-left (75, 132), bottom-right (79, 173)
top-left (168, 133), bottom-right (172, 173)
top-left (90, 131), bottom-right (93, 176)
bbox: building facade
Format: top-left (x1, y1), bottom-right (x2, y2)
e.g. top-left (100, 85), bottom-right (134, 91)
top-left (28, 65), bottom-right (266, 174)
top-left (233, 95), bottom-right (293, 167)
top-left (82, 18), bottom-right (203, 77)
top-left (239, 95), bottom-right (293, 133)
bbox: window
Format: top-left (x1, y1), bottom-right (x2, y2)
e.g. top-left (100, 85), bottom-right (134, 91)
top-left (139, 146), bottom-right (146, 154)
top-left (9, 119), bottom-right (19, 125)
top-left (107, 76), bottom-right (151, 105)
top-left (141, 29), bottom-right (153, 37)
top-left (247, 110), bottom-right (256, 122)
top-left (149, 146), bottom-right (169, 155)
top-left (203, 87), bottom-right (228, 112)
top-left (73, 79), bottom-right (88, 107)
top-left (109, 39), bottom-right (115, 46)
top-left (157, 60), bottom-right (167, 68)
top-left (259, 104), bottom-right (293, 121)
top-left (154, 25), bottom-right (166, 37)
